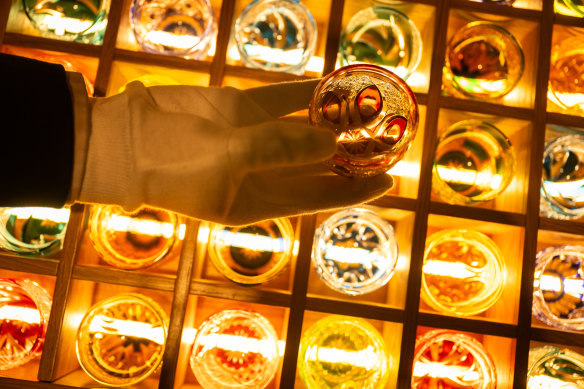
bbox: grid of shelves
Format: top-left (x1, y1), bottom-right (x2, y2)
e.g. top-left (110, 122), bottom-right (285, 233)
top-left (2, 0), bottom-right (584, 388)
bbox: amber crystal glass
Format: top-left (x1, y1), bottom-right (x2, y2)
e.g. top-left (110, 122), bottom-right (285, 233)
top-left (412, 330), bottom-right (497, 389)
top-left (309, 64), bottom-right (419, 178)
top-left (549, 28), bottom-right (584, 115)
top-left (76, 293), bottom-right (168, 386)
top-left (297, 315), bottom-right (389, 389)
top-left (0, 278), bottom-right (52, 370)
top-left (421, 229), bottom-right (506, 316)
top-left (89, 205), bottom-right (179, 270)
top-left (533, 245), bottom-right (584, 331)
top-left (443, 22), bottom-right (524, 100)
top-left (190, 310), bottom-right (280, 388)
top-left (208, 218), bottom-right (294, 285)
top-left (432, 120), bottom-right (516, 205)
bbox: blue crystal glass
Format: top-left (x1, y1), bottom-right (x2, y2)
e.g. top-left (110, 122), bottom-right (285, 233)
top-left (130, 0), bottom-right (217, 59)
top-left (234, 0), bottom-right (317, 74)
top-left (23, 0), bottom-right (109, 44)
top-left (533, 245), bottom-right (584, 331)
top-left (312, 208), bottom-right (398, 295)
top-left (541, 134), bottom-right (584, 220)
top-left (339, 6), bottom-right (422, 80)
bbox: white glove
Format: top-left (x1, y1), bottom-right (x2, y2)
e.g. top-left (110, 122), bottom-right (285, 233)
top-left (73, 79), bottom-right (393, 225)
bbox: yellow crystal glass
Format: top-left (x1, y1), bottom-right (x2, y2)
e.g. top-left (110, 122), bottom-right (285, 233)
top-left (549, 28), bottom-right (584, 115)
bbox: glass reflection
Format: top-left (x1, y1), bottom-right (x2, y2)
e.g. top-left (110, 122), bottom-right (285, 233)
top-left (190, 310), bottom-right (280, 389)
top-left (298, 315), bottom-right (389, 389)
top-left (421, 229), bottom-right (505, 316)
top-left (433, 120), bottom-right (516, 205)
top-left (312, 208), bottom-right (398, 296)
top-left (89, 205), bottom-right (179, 270)
top-left (533, 245), bottom-right (584, 331)
top-left (76, 293), bottom-right (168, 386)
top-left (541, 134), bottom-right (584, 220)
top-left (549, 29), bottom-right (584, 115)
top-left (130, 0), bottom-right (217, 59)
top-left (528, 346), bottom-right (584, 388)
top-left (234, 0), bottom-right (317, 74)
top-left (0, 207), bottom-right (69, 256)
top-left (555, 0), bottom-right (584, 16)
top-left (23, 0), bottom-right (109, 44)
top-left (339, 6), bottom-right (422, 80)
top-left (443, 22), bottom-right (524, 100)
top-left (309, 64), bottom-right (419, 178)
top-left (0, 279), bottom-right (52, 370)
top-left (412, 330), bottom-right (497, 389)
top-left (208, 218), bottom-right (294, 285)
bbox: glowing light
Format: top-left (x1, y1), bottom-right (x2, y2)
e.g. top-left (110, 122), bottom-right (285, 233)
top-left (7, 207), bottom-right (70, 224)
top-left (216, 230), bottom-right (285, 253)
top-left (0, 306), bottom-right (41, 324)
top-left (88, 315), bottom-right (166, 345)
top-left (105, 215), bottom-right (179, 239)
top-left (34, 14), bottom-right (94, 35)
top-left (536, 274), bottom-right (584, 296)
top-left (436, 166), bottom-right (504, 190)
top-left (241, 45), bottom-right (305, 66)
top-left (528, 374), bottom-right (580, 388)
top-left (423, 259), bottom-right (477, 279)
top-left (413, 361), bottom-right (480, 381)
top-left (387, 160), bottom-right (419, 179)
top-left (306, 345), bottom-right (382, 369)
top-left (323, 244), bottom-right (386, 265)
top-left (144, 30), bottom-right (202, 50)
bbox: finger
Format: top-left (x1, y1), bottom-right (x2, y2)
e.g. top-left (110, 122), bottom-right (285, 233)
top-left (243, 79), bottom-right (321, 119)
top-left (229, 121), bottom-right (337, 171)
top-left (224, 173), bottom-right (394, 225)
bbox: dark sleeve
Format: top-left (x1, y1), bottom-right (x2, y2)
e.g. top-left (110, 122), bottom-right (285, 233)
top-left (0, 53), bottom-right (74, 208)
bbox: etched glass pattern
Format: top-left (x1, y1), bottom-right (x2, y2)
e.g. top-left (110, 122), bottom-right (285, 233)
top-left (76, 293), bottom-right (168, 386)
top-left (443, 22), bottom-right (524, 100)
top-left (533, 245), bottom-right (584, 331)
top-left (432, 120), bottom-right (516, 205)
top-left (0, 278), bottom-right (51, 370)
top-left (208, 218), bottom-right (294, 285)
top-left (130, 0), bottom-right (217, 58)
top-left (89, 205), bottom-right (179, 270)
top-left (298, 315), bottom-right (389, 389)
top-left (541, 134), bottom-right (584, 220)
top-left (412, 330), bottom-right (497, 389)
top-left (190, 310), bottom-right (280, 389)
top-left (0, 207), bottom-right (69, 256)
top-left (528, 346), bottom-right (584, 388)
top-left (312, 208), bottom-right (398, 296)
top-left (309, 64), bottom-right (419, 177)
top-left (234, 0), bottom-right (316, 74)
top-left (23, 0), bottom-right (109, 44)
top-left (421, 229), bottom-right (506, 316)
top-left (339, 6), bottom-right (422, 80)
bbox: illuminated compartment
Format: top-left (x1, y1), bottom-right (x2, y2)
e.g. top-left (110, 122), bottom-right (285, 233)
top-left (6, 0), bottom-right (111, 44)
top-left (294, 310), bottom-right (402, 389)
top-left (307, 207), bottom-right (413, 310)
top-left (115, 0), bottom-right (223, 61)
top-left (225, 0), bottom-right (329, 76)
top-left (528, 341), bottom-right (584, 387)
top-left (547, 24), bottom-right (584, 117)
top-left (339, 1), bottom-right (435, 94)
top-left (432, 109), bottom-right (534, 214)
top-left (48, 280), bottom-right (173, 387)
top-left (413, 327), bottom-right (515, 389)
top-left (106, 60), bottom-right (211, 96)
top-left (421, 214), bottom-right (524, 325)
top-left (75, 205), bottom-right (186, 277)
top-left (532, 229), bottom-right (584, 332)
top-left (196, 217), bottom-right (299, 291)
top-left (174, 296), bottom-right (288, 389)
top-left (0, 270), bottom-right (55, 381)
top-left (444, 9), bottom-right (540, 109)
top-left (469, 0), bottom-right (544, 10)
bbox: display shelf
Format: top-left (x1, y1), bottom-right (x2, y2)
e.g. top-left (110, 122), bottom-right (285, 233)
top-left (3, 0), bottom-right (584, 387)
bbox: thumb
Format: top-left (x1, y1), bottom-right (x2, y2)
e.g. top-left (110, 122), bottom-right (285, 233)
top-left (229, 121), bottom-right (337, 171)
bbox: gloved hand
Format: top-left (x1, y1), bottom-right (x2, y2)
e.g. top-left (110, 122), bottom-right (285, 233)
top-left (73, 79), bottom-right (393, 226)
